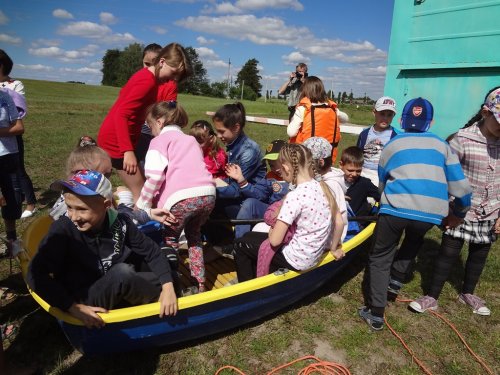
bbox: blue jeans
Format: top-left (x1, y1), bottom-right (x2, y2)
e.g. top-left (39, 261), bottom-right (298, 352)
top-left (235, 198), bottom-right (269, 239)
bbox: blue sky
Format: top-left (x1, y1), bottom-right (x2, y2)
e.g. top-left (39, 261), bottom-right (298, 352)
top-left (0, 0), bottom-right (395, 98)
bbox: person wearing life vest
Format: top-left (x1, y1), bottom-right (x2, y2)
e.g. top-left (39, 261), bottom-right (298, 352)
top-left (287, 76), bottom-right (342, 162)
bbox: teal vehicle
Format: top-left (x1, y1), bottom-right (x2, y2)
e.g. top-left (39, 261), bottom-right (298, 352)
top-left (384, 0), bottom-right (500, 138)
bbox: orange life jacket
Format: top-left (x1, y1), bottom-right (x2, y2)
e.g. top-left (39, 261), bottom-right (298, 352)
top-left (290, 98), bottom-right (341, 162)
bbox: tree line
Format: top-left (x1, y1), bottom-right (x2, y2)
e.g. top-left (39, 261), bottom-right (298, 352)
top-left (101, 43), bottom-right (373, 103)
top-left (101, 43), bottom-right (262, 101)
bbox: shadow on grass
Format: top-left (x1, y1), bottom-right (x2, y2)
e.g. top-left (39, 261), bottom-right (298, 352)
top-left (413, 237), bottom-right (466, 296)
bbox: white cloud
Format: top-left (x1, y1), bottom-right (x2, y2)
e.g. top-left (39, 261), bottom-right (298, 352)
top-left (58, 21), bottom-right (112, 38)
top-left (0, 10), bottom-right (9, 25)
top-left (325, 66), bottom-right (387, 99)
top-left (197, 36), bottom-right (215, 45)
top-left (176, 15), bottom-right (311, 46)
top-left (0, 33), bottom-right (22, 44)
top-left (151, 26), bottom-right (167, 34)
top-left (89, 61), bottom-right (103, 69)
top-left (235, 0), bottom-right (304, 11)
top-left (194, 47), bottom-right (228, 69)
top-left (195, 47), bottom-right (219, 59)
top-left (99, 12), bottom-right (117, 25)
top-left (31, 39), bottom-right (61, 48)
top-left (282, 51), bottom-right (310, 66)
top-left (58, 21), bottom-right (137, 44)
top-left (28, 45), bottom-right (98, 62)
top-left (177, 15), bottom-right (387, 67)
top-left (16, 64), bottom-right (54, 72)
top-left (53, 9), bottom-right (74, 19)
top-left (209, 2), bottom-right (242, 14)
top-left (61, 66), bottom-right (101, 75)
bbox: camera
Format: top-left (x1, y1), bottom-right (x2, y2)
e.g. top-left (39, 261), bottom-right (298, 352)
top-left (294, 72), bottom-right (308, 80)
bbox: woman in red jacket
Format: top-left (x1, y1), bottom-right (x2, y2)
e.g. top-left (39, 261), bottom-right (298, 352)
top-left (97, 43), bottom-right (191, 202)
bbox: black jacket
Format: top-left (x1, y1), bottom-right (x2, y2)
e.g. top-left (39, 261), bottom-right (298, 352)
top-left (346, 176), bottom-right (381, 216)
top-left (27, 210), bottom-right (172, 311)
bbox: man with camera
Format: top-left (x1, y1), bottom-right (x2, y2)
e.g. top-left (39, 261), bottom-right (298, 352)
top-left (278, 63), bottom-right (308, 120)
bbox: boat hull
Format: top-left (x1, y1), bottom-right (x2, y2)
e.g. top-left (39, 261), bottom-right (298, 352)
top-left (20, 216), bottom-right (374, 355)
top-left (60, 243), bottom-right (364, 354)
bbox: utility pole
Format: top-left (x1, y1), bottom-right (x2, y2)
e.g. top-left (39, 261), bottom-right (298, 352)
top-left (227, 58), bottom-right (231, 96)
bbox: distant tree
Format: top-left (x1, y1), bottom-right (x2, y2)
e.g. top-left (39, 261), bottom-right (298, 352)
top-left (210, 81), bottom-right (228, 98)
top-left (101, 49), bottom-right (121, 86)
top-left (178, 47), bottom-right (209, 95)
top-left (115, 43), bottom-right (143, 86)
top-left (348, 90), bottom-right (354, 102)
top-left (342, 91), bottom-right (348, 103)
top-left (235, 58), bottom-right (262, 97)
top-left (228, 84), bottom-right (257, 101)
top-left (337, 91), bottom-right (341, 103)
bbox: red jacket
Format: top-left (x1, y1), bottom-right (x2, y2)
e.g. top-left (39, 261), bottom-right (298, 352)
top-left (98, 68), bottom-right (158, 158)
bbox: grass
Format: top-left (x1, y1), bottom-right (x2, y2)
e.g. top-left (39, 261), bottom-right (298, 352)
top-left (1, 79), bottom-right (499, 374)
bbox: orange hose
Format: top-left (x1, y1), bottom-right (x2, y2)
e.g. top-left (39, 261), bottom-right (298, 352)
top-left (216, 355), bottom-right (351, 375)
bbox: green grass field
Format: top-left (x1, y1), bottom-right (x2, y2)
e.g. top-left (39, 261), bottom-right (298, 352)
top-left (0, 79), bottom-right (498, 375)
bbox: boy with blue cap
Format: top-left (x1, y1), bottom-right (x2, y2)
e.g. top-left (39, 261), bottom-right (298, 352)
top-left (27, 170), bottom-right (178, 328)
top-left (359, 98), bottom-right (472, 330)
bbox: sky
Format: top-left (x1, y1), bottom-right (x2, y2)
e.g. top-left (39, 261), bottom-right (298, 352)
top-left (0, 0), bottom-right (395, 99)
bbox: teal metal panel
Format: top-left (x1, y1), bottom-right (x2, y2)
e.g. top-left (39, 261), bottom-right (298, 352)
top-left (384, 0), bottom-right (500, 138)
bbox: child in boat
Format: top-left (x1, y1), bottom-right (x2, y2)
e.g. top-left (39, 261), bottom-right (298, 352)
top-left (27, 170), bottom-right (178, 329)
top-left (408, 87), bottom-right (500, 316)
top-left (303, 137), bottom-right (348, 241)
top-left (50, 137), bottom-right (175, 228)
top-left (233, 143), bottom-right (345, 282)
top-left (136, 43), bottom-right (179, 169)
top-left (359, 98), bottom-right (472, 331)
top-left (189, 119), bottom-right (227, 179)
top-left (205, 102), bottom-right (266, 244)
top-left (339, 146), bottom-right (380, 217)
top-left (223, 139), bottom-right (288, 240)
top-left (136, 101), bottom-right (215, 294)
top-left (97, 43), bottom-right (192, 203)
top-left (356, 96), bottom-right (398, 186)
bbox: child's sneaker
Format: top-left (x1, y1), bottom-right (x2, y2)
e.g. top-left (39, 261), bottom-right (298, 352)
top-left (212, 244), bottom-right (235, 260)
top-left (409, 295), bottom-right (438, 313)
top-left (387, 278), bottom-right (403, 295)
top-left (458, 293), bottom-right (490, 316)
top-left (358, 306), bottom-right (384, 331)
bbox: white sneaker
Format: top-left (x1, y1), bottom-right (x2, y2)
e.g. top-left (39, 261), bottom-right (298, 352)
top-left (21, 209), bottom-right (36, 219)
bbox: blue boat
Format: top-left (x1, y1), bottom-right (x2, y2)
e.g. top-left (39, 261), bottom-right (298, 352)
top-left (19, 216), bottom-right (374, 355)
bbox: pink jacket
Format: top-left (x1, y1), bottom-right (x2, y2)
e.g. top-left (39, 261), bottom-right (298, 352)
top-left (136, 126), bottom-right (215, 210)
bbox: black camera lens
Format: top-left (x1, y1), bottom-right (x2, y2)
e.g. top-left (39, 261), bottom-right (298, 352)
top-left (295, 72), bottom-right (302, 79)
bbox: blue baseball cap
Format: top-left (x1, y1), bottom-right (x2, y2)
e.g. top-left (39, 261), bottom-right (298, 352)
top-left (51, 170), bottom-right (113, 201)
top-left (400, 97), bottom-right (434, 132)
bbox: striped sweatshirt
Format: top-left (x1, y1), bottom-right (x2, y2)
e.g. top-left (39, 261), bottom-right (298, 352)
top-left (378, 132), bottom-right (472, 225)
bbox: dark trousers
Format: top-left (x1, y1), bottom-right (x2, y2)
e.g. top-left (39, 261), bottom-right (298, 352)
top-left (428, 234), bottom-right (491, 298)
top-left (367, 214), bottom-right (433, 314)
top-left (0, 153), bottom-right (22, 222)
top-left (84, 263), bottom-right (161, 310)
top-left (234, 231), bottom-right (297, 282)
top-left (13, 135), bottom-right (37, 205)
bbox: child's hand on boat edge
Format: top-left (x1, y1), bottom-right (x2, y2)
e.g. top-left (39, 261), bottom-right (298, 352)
top-left (159, 282), bottom-right (178, 318)
top-left (69, 303), bottom-right (107, 329)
